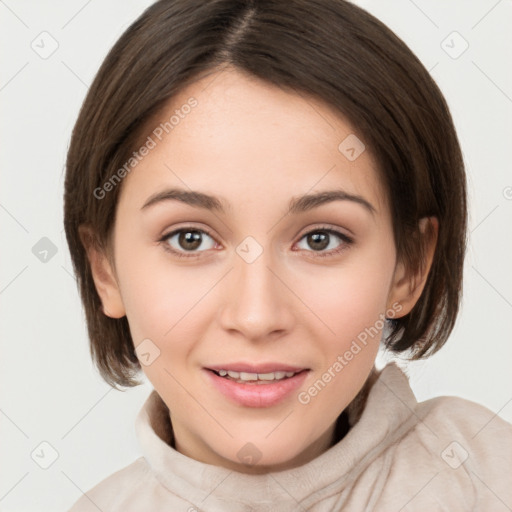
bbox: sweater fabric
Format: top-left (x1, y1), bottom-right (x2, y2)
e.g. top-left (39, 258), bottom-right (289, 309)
top-left (68, 362), bottom-right (512, 511)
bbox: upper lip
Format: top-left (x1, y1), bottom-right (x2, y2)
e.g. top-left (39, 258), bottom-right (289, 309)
top-left (206, 362), bottom-right (309, 374)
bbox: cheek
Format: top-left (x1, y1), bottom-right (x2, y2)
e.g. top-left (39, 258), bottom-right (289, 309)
top-left (115, 242), bottom-right (218, 359)
top-left (308, 247), bottom-right (395, 400)
top-left (294, 263), bottom-right (390, 416)
top-left (117, 260), bottom-right (207, 391)
top-left (297, 256), bottom-right (394, 343)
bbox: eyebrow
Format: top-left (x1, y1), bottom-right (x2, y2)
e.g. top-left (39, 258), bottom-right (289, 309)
top-left (140, 187), bottom-right (376, 216)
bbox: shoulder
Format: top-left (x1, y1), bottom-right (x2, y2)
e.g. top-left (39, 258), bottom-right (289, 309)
top-left (413, 394), bottom-right (512, 455)
top-left (386, 394), bottom-right (512, 510)
top-left (67, 457), bottom-right (155, 512)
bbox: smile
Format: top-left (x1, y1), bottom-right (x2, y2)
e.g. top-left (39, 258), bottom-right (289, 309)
top-left (204, 368), bottom-right (310, 408)
top-left (212, 369), bottom-right (299, 383)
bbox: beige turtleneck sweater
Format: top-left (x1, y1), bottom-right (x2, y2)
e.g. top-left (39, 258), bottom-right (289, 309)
top-left (67, 362), bottom-right (512, 511)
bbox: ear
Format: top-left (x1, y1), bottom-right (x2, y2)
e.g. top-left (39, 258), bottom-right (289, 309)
top-left (386, 216), bottom-right (438, 317)
top-left (78, 225), bottom-right (126, 319)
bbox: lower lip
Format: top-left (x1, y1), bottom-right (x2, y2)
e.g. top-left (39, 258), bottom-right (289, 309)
top-left (204, 369), bottom-right (310, 408)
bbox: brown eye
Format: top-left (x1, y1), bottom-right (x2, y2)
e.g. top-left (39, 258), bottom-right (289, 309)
top-left (306, 231), bottom-right (330, 251)
top-left (177, 230), bottom-right (202, 250)
top-left (295, 227), bottom-right (354, 258)
top-left (160, 228), bottom-right (217, 257)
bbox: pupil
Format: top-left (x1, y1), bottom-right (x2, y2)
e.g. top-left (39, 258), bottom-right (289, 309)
top-left (309, 232), bottom-right (329, 251)
top-left (179, 231), bottom-right (201, 250)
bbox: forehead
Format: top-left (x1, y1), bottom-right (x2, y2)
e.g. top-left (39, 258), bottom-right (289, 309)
top-left (118, 68), bottom-right (388, 217)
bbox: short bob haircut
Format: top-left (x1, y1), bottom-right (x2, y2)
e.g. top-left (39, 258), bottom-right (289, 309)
top-left (64, 0), bottom-right (467, 389)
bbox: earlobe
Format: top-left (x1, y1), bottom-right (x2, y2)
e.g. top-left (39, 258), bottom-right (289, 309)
top-left (78, 225), bottom-right (126, 319)
top-left (386, 217), bottom-right (438, 317)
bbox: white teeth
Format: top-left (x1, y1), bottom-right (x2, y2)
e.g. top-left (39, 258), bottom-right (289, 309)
top-left (239, 372), bottom-right (258, 381)
top-left (215, 370), bottom-right (299, 381)
top-left (257, 372), bottom-right (276, 381)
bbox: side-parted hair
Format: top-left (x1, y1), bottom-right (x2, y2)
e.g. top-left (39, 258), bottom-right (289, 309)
top-left (64, 0), bottom-right (467, 389)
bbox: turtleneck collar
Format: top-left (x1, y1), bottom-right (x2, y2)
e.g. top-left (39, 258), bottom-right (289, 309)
top-left (134, 362), bottom-right (416, 510)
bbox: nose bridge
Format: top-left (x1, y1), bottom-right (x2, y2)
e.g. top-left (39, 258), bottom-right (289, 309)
top-left (219, 235), bottom-right (293, 339)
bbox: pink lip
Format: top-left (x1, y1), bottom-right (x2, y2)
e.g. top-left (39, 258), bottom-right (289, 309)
top-left (203, 368), bottom-right (310, 408)
top-left (206, 362), bottom-right (307, 373)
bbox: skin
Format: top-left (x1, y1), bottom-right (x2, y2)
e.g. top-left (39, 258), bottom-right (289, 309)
top-left (81, 67), bottom-right (437, 474)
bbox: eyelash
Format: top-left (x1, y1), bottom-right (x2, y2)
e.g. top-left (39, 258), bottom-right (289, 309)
top-left (158, 225), bottom-right (354, 259)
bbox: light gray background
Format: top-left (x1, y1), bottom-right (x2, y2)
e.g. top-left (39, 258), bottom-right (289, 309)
top-left (1, 1), bottom-right (511, 510)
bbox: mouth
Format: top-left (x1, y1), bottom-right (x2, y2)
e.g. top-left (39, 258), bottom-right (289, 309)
top-left (203, 364), bottom-right (311, 408)
top-left (207, 368), bottom-right (307, 384)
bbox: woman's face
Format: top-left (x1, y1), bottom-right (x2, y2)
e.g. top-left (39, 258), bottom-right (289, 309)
top-left (92, 67), bottom-right (416, 473)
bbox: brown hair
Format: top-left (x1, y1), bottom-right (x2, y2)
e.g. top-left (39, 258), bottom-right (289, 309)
top-left (64, 0), bottom-right (467, 389)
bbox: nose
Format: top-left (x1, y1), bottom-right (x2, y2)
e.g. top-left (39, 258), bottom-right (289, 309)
top-left (218, 245), bottom-right (296, 342)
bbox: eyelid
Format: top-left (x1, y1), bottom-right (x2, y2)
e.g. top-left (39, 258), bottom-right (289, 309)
top-left (296, 223), bottom-right (353, 241)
